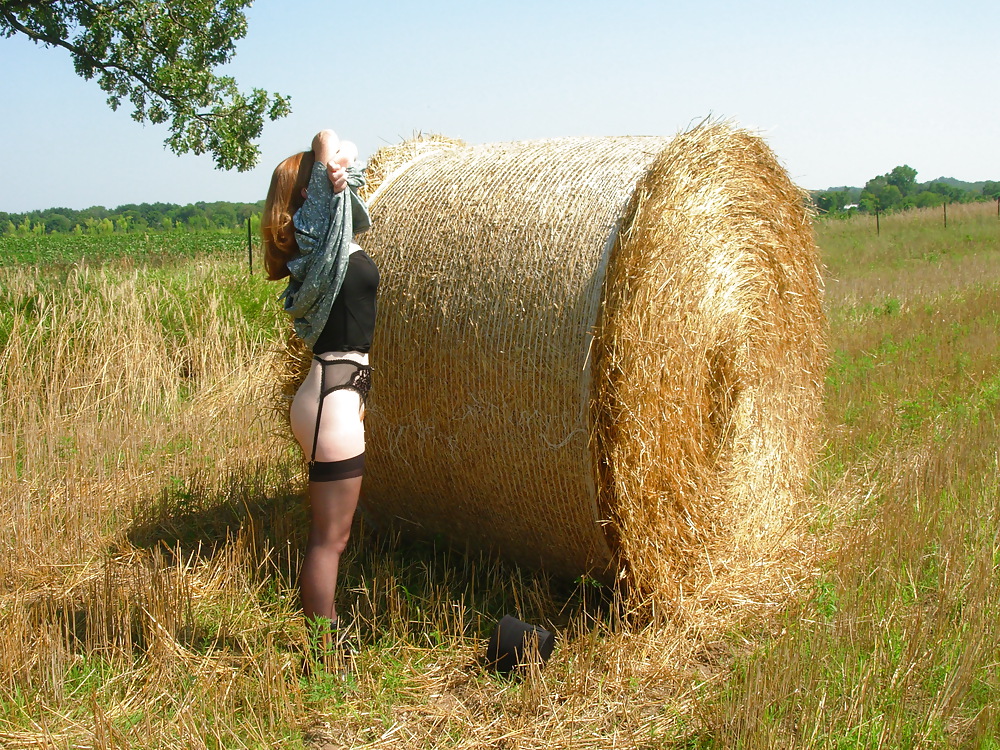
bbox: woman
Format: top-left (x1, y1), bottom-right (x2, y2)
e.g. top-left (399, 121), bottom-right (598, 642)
top-left (262, 129), bottom-right (379, 659)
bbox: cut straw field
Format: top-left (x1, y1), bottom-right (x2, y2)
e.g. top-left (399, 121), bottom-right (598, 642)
top-left (1, 201), bottom-right (998, 748)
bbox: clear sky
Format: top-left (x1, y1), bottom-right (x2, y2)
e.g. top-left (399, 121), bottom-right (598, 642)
top-left (1, 0), bottom-right (996, 213)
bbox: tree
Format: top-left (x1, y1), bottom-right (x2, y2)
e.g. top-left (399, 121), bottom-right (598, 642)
top-left (0, 0), bottom-right (290, 171)
top-left (886, 165), bottom-right (918, 196)
top-left (913, 190), bottom-right (944, 208)
top-left (924, 181), bottom-right (962, 202)
top-left (984, 181), bottom-right (1000, 200)
top-left (814, 189), bottom-right (851, 214)
top-left (861, 175), bottom-right (903, 212)
top-left (45, 212), bottom-right (73, 233)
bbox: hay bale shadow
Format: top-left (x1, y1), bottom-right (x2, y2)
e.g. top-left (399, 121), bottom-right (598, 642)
top-left (123, 458), bottom-right (615, 655)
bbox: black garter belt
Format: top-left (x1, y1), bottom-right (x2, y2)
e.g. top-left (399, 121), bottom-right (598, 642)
top-left (308, 356), bottom-right (371, 482)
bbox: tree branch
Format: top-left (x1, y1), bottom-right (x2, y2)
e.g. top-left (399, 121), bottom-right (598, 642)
top-left (1, 5), bottom-right (216, 124)
top-left (1, 1), bottom-right (290, 170)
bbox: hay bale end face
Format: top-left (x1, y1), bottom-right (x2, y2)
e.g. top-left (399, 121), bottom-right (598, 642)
top-left (318, 123), bottom-right (824, 592)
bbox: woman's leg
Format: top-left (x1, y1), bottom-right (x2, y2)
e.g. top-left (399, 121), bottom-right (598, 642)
top-left (290, 362), bottom-right (366, 626)
top-left (299, 474), bottom-right (361, 623)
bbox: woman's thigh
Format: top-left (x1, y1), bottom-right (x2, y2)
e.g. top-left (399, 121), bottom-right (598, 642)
top-left (290, 378), bottom-right (365, 461)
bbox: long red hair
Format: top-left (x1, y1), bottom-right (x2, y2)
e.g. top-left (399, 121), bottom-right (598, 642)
top-left (261, 150), bottom-right (315, 280)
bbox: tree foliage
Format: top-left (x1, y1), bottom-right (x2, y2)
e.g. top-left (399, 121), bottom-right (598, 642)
top-left (0, 199), bottom-right (264, 234)
top-left (886, 165), bottom-right (917, 195)
top-left (814, 165), bottom-right (998, 216)
top-left (0, 0), bottom-right (290, 171)
top-left (813, 189), bottom-right (857, 214)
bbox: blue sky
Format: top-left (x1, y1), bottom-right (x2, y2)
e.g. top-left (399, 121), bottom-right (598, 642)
top-left (1, 0), bottom-right (996, 212)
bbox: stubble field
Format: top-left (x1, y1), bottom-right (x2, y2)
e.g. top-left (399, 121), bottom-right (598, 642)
top-left (0, 202), bottom-right (998, 748)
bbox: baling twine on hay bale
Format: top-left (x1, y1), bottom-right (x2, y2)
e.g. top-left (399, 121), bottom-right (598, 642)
top-left (276, 122), bottom-right (826, 600)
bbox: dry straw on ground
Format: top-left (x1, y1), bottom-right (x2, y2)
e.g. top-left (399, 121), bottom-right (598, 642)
top-left (284, 121), bottom-right (826, 604)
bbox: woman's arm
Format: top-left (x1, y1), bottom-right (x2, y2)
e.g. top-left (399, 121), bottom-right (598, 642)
top-left (293, 131), bottom-right (361, 254)
top-left (311, 130), bottom-right (358, 194)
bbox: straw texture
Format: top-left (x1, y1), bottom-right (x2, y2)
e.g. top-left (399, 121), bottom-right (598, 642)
top-left (592, 123), bottom-right (826, 598)
top-left (286, 122), bottom-right (825, 590)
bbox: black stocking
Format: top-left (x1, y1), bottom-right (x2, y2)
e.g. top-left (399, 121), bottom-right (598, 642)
top-left (300, 475), bottom-right (361, 625)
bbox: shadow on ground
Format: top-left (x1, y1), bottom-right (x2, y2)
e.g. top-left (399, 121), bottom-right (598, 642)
top-left (124, 458), bottom-right (617, 649)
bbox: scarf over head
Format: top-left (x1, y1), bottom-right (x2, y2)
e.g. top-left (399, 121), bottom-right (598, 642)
top-left (281, 162), bottom-right (372, 348)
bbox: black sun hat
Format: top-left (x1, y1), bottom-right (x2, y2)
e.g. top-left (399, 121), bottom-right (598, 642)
top-left (485, 615), bottom-right (555, 673)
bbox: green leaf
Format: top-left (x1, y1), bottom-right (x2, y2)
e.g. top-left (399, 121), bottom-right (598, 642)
top-left (0, 0), bottom-right (290, 171)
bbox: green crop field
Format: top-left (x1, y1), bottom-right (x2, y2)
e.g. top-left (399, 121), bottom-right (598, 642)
top-left (0, 230), bottom-right (251, 268)
top-left (0, 202), bottom-right (998, 748)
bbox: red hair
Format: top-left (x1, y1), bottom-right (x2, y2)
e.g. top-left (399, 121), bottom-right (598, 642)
top-left (261, 150), bottom-right (315, 280)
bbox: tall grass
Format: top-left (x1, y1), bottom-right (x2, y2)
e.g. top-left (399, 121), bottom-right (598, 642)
top-left (0, 251), bottom-right (305, 747)
top-left (701, 201), bottom-right (1000, 747)
top-left (1, 206), bottom-right (998, 748)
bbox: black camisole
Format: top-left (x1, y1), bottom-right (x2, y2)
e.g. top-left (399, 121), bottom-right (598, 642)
top-left (313, 248), bottom-right (380, 354)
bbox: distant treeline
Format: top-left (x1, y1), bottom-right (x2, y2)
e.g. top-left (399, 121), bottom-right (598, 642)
top-left (7, 167), bottom-right (1000, 233)
top-left (813, 167), bottom-right (1000, 216)
top-left (0, 200), bottom-right (266, 235)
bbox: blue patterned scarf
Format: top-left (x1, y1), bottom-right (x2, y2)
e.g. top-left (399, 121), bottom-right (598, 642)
top-left (281, 162), bottom-right (372, 348)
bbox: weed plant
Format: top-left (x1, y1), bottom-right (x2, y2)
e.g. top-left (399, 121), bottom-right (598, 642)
top-left (0, 208), bottom-right (998, 748)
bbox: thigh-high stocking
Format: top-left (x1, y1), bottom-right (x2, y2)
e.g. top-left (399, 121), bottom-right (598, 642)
top-left (300, 475), bottom-right (362, 624)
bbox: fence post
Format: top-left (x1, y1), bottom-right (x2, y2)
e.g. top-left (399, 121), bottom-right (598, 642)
top-left (943, 201), bottom-right (948, 229)
top-left (875, 206), bottom-right (880, 236)
top-left (247, 216), bottom-right (253, 275)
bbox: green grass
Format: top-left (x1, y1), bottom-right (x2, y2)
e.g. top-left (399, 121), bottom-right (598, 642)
top-left (818, 202), bottom-right (1000, 283)
top-left (692, 203), bottom-right (1000, 748)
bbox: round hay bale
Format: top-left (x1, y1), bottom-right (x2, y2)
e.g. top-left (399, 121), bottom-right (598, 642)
top-left (306, 121), bottom-right (825, 593)
top-left (592, 124), bottom-right (826, 598)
